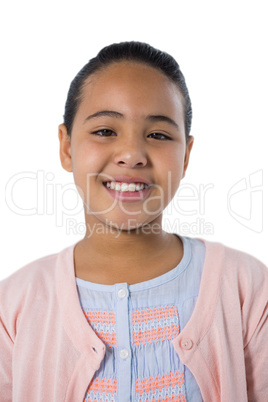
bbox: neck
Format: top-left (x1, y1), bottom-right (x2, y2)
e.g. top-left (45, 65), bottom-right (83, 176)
top-left (79, 220), bottom-right (168, 257)
top-left (74, 217), bottom-right (183, 284)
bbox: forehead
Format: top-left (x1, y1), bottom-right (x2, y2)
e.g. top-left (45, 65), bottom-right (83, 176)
top-left (77, 61), bottom-right (185, 123)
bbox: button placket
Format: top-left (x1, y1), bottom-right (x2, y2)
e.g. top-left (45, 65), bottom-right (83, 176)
top-left (115, 284), bottom-right (131, 401)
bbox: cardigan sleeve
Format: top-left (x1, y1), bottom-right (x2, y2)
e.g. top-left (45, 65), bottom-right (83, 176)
top-left (0, 273), bottom-right (20, 402)
top-left (244, 301), bottom-right (268, 401)
top-left (0, 316), bottom-right (13, 402)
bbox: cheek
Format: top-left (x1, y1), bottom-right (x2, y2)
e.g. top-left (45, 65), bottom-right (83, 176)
top-left (70, 143), bottom-right (100, 198)
top-left (72, 142), bottom-right (105, 175)
top-left (158, 147), bottom-right (185, 179)
top-left (158, 149), bottom-right (185, 201)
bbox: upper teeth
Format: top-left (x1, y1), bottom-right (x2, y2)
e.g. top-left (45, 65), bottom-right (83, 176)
top-left (105, 182), bottom-right (149, 192)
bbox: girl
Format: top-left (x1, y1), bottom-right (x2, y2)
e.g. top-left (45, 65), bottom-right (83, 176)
top-left (1, 42), bottom-right (267, 402)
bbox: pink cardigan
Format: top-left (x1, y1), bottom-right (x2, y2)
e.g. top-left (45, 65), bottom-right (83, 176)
top-left (0, 239), bottom-right (267, 401)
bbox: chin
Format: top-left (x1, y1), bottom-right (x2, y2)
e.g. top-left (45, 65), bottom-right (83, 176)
top-left (102, 213), bottom-right (163, 234)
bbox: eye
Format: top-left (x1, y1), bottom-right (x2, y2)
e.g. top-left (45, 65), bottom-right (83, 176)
top-left (148, 132), bottom-right (171, 140)
top-left (91, 129), bottom-right (116, 137)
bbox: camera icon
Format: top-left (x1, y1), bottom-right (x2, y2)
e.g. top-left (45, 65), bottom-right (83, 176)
top-left (227, 170), bottom-right (263, 233)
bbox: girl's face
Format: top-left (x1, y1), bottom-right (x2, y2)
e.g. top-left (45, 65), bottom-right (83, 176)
top-left (59, 61), bottom-right (193, 231)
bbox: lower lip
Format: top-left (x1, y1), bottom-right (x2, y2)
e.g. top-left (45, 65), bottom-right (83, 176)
top-left (103, 185), bottom-right (152, 202)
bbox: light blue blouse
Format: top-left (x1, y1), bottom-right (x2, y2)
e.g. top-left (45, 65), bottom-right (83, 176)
top-left (76, 236), bottom-right (205, 401)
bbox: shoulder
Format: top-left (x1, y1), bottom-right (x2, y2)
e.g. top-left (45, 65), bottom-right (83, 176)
top-left (1, 252), bottom-right (58, 290)
top-left (0, 244), bottom-right (75, 316)
top-left (199, 237), bottom-right (267, 281)
top-left (186, 238), bottom-right (267, 345)
top-left (195, 238), bottom-right (268, 312)
top-left (0, 252), bottom-right (57, 317)
top-left (198, 238), bottom-right (268, 333)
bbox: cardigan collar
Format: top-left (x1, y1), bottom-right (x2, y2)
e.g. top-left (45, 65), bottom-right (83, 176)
top-left (55, 242), bottom-right (106, 369)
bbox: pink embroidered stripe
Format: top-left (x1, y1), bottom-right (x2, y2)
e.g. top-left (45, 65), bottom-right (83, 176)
top-left (84, 311), bottom-right (116, 326)
top-left (83, 310), bottom-right (117, 347)
top-left (86, 377), bottom-right (117, 396)
top-left (133, 324), bottom-right (180, 346)
top-left (133, 306), bottom-right (178, 324)
top-left (94, 331), bottom-right (117, 348)
top-left (132, 306), bottom-right (180, 346)
top-left (135, 371), bottom-right (185, 394)
top-left (135, 396), bottom-right (186, 402)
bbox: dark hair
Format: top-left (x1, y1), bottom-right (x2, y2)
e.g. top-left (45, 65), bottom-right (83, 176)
top-left (63, 41), bottom-right (192, 140)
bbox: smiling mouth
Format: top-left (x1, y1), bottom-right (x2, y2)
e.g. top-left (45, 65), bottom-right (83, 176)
top-left (104, 181), bottom-right (150, 192)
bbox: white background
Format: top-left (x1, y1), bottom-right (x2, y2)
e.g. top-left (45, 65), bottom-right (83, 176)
top-left (1, 0), bottom-right (267, 280)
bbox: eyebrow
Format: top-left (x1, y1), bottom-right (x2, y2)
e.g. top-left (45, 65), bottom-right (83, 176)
top-left (84, 110), bottom-right (180, 130)
top-left (146, 114), bottom-right (179, 130)
top-left (84, 110), bottom-right (123, 122)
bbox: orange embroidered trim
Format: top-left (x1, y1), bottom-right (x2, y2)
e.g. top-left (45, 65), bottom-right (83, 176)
top-left (133, 324), bottom-right (180, 346)
top-left (83, 310), bottom-right (117, 347)
top-left (135, 371), bottom-right (185, 394)
top-left (132, 306), bottom-right (179, 346)
top-left (133, 306), bottom-right (178, 325)
top-left (87, 377), bottom-right (117, 396)
top-left (84, 310), bottom-right (116, 326)
top-left (135, 396), bottom-right (186, 402)
top-left (95, 331), bottom-right (117, 348)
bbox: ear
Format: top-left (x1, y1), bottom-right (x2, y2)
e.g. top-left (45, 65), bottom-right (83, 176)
top-left (58, 124), bottom-right (73, 172)
top-left (182, 136), bottom-right (194, 178)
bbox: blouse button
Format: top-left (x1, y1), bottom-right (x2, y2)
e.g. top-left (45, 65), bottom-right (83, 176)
top-left (180, 338), bottom-right (193, 350)
top-left (120, 349), bottom-right (130, 359)
top-left (118, 288), bottom-right (127, 299)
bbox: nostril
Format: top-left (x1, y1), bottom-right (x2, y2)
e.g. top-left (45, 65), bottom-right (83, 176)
top-left (91, 346), bottom-right (98, 354)
top-left (117, 160), bottom-right (146, 168)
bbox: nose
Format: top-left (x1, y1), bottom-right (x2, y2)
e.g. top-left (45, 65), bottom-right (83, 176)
top-left (113, 137), bottom-right (147, 168)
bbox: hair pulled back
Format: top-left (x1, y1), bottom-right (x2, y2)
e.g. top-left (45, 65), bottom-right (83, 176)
top-left (63, 41), bottom-right (192, 140)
